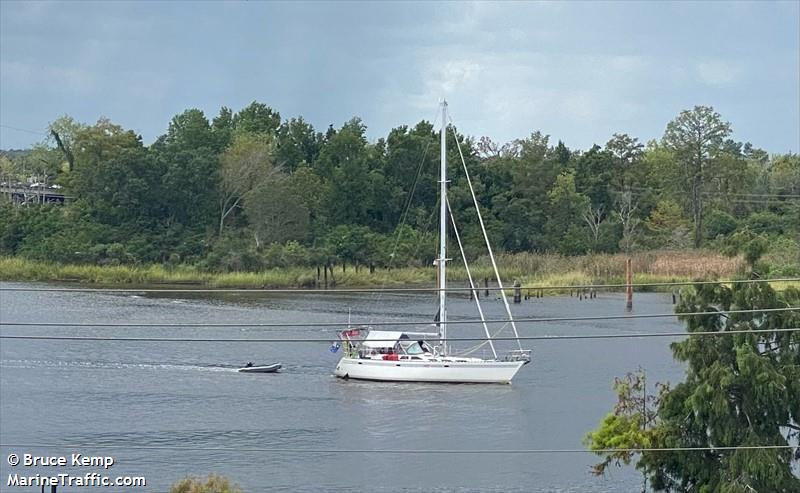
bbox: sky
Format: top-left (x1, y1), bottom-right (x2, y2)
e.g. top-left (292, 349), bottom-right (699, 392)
top-left (1, 1), bottom-right (798, 153)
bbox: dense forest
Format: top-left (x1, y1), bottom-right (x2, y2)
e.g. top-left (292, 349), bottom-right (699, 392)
top-left (1, 102), bottom-right (798, 275)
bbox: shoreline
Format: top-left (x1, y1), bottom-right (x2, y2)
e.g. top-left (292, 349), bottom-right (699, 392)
top-left (1, 252), bottom-right (781, 293)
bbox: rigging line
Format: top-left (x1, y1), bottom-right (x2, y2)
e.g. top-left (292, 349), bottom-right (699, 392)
top-left (386, 110), bottom-right (441, 253)
top-left (453, 321), bottom-right (509, 357)
top-left (0, 442), bottom-right (795, 454)
top-left (3, 277), bottom-right (796, 293)
top-left (446, 195), bottom-right (497, 359)
top-left (367, 108), bottom-right (440, 323)
top-left (410, 197), bottom-right (439, 260)
top-left (3, 327), bottom-right (799, 343)
top-left (3, 307), bottom-right (798, 329)
top-left (445, 194), bottom-right (514, 357)
top-left (448, 112), bottom-right (522, 350)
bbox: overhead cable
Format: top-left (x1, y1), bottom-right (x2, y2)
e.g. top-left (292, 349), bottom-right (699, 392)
top-left (2, 327), bottom-right (798, 343)
top-left (0, 442), bottom-right (794, 454)
top-left (2, 307), bottom-right (797, 329)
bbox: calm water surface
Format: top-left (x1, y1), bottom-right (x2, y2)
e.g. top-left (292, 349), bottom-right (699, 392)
top-left (1, 282), bottom-right (686, 492)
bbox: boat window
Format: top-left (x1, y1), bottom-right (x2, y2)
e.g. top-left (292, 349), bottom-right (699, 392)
top-left (404, 342), bottom-right (424, 355)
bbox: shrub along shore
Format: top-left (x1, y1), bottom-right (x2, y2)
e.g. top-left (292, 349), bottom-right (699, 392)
top-left (2, 250), bottom-right (774, 293)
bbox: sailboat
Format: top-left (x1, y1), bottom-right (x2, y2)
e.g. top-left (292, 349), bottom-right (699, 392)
top-left (332, 101), bottom-right (531, 384)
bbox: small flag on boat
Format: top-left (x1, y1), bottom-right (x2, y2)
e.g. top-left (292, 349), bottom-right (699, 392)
top-left (329, 342), bottom-right (340, 353)
top-left (342, 328), bottom-right (361, 337)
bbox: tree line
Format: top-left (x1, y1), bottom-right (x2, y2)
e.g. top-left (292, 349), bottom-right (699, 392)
top-left (1, 102), bottom-right (798, 273)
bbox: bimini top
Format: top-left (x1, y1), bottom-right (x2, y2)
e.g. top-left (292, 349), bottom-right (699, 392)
top-left (362, 331), bottom-right (407, 349)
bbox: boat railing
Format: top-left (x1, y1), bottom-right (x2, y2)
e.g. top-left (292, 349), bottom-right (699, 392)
top-left (502, 349), bottom-right (532, 363)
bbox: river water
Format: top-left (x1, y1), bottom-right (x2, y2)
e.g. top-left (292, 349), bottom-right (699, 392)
top-left (0, 282), bottom-right (686, 492)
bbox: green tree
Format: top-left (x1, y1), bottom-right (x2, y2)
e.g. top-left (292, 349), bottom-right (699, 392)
top-left (723, 228), bottom-right (770, 270)
top-left (605, 132), bottom-right (644, 191)
top-left (491, 131), bottom-right (563, 251)
top-left (587, 282), bottom-right (800, 492)
top-left (67, 119), bottom-right (159, 225)
top-left (154, 109), bottom-right (219, 230)
top-left (584, 369), bottom-right (661, 478)
top-left (381, 122), bottom-right (439, 229)
top-left (546, 171), bottom-right (590, 254)
top-left (0, 155), bottom-right (16, 202)
top-left (574, 145), bottom-right (616, 214)
top-left (244, 176), bottom-right (309, 247)
top-left (645, 199), bottom-right (691, 248)
top-left (47, 115), bottom-right (85, 171)
top-left (284, 164), bottom-right (329, 235)
top-left (316, 118), bottom-right (376, 226)
top-left (768, 154), bottom-right (800, 196)
top-left (233, 101), bottom-right (281, 136)
top-left (663, 106), bottom-right (732, 248)
top-left (275, 116), bottom-right (321, 171)
top-left (705, 209), bottom-right (738, 241)
top-left (211, 106), bottom-right (235, 151)
top-left (218, 133), bottom-right (279, 236)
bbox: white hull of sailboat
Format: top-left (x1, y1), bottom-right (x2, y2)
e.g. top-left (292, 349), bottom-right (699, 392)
top-left (334, 357), bottom-right (525, 384)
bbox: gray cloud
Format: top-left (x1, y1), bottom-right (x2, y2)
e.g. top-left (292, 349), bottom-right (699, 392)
top-left (1, 1), bottom-right (797, 152)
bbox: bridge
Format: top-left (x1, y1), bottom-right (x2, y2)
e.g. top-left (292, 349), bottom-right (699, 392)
top-left (1, 185), bottom-right (68, 205)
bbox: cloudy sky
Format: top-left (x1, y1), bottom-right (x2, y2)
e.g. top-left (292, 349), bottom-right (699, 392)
top-left (1, 1), bottom-right (798, 152)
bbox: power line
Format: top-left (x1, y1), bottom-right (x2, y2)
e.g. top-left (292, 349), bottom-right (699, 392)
top-left (3, 307), bottom-right (796, 329)
top-left (0, 124), bottom-right (48, 136)
top-left (624, 191), bottom-right (800, 205)
top-left (0, 442), bottom-right (794, 454)
top-left (622, 186), bottom-right (800, 199)
top-left (1, 277), bottom-right (797, 294)
top-left (2, 327), bottom-right (798, 343)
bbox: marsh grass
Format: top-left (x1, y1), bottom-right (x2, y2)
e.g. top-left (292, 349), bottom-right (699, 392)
top-left (0, 250), bottom-right (759, 291)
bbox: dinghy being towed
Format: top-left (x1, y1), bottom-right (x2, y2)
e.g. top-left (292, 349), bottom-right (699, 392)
top-left (238, 363), bottom-right (282, 373)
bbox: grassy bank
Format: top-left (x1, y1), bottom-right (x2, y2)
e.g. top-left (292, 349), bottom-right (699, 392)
top-left (0, 250), bottom-right (762, 292)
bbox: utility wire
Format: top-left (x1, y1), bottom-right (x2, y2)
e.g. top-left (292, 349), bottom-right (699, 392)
top-left (0, 124), bottom-right (48, 136)
top-left (621, 186), bottom-right (800, 199)
top-left (1, 277), bottom-right (798, 294)
top-left (0, 442), bottom-right (794, 454)
top-left (2, 327), bottom-right (798, 343)
top-left (622, 191), bottom-right (800, 205)
top-left (3, 307), bottom-right (796, 329)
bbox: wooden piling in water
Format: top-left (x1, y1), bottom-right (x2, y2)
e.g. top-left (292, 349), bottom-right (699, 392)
top-left (625, 257), bottom-right (633, 312)
top-left (484, 278), bottom-right (489, 298)
top-left (513, 280), bottom-right (521, 304)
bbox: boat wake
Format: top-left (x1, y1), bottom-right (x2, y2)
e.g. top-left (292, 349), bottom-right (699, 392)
top-left (0, 359), bottom-right (237, 372)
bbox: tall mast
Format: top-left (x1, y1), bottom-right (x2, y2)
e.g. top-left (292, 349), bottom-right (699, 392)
top-left (438, 100), bottom-right (448, 355)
